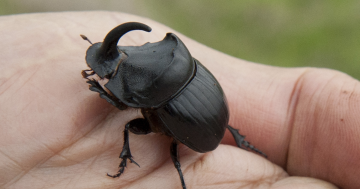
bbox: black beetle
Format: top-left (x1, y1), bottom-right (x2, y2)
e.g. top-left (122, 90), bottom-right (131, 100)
top-left (81, 22), bottom-right (266, 189)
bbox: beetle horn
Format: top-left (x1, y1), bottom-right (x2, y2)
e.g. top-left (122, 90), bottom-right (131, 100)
top-left (98, 22), bottom-right (152, 60)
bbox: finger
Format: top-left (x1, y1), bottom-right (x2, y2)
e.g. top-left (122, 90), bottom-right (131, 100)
top-left (286, 69), bottom-right (360, 188)
top-left (202, 40), bottom-right (360, 188)
top-left (271, 176), bottom-right (338, 189)
top-left (125, 145), bottom-right (337, 189)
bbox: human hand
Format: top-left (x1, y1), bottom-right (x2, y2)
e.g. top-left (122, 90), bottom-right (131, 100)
top-left (1, 12), bottom-right (359, 189)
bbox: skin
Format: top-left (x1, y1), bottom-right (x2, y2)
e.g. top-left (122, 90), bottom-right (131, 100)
top-left (0, 11), bottom-right (359, 189)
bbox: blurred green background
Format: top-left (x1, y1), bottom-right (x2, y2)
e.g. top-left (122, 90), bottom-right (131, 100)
top-left (1, 0), bottom-right (359, 79)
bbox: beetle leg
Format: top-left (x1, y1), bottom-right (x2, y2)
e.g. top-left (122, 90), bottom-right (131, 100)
top-left (86, 79), bottom-right (127, 110)
top-left (128, 118), bottom-right (152, 135)
top-left (81, 69), bottom-right (95, 78)
top-left (227, 125), bottom-right (267, 158)
top-left (107, 121), bottom-right (140, 178)
top-left (170, 139), bottom-right (187, 189)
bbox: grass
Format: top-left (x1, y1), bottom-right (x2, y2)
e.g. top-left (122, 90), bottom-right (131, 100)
top-left (1, 0), bottom-right (359, 79)
top-left (144, 0), bottom-right (360, 79)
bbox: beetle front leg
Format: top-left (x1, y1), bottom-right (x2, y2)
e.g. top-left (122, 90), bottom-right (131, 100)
top-left (81, 69), bottom-right (95, 78)
top-left (107, 120), bottom-right (141, 178)
top-left (85, 79), bottom-right (127, 110)
top-left (170, 139), bottom-right (187, 189)
top-left (227, 125), bottom-right (267, 158)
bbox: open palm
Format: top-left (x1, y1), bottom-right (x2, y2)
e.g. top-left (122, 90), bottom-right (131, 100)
top-left (1, 12), bottom-right (359, 189)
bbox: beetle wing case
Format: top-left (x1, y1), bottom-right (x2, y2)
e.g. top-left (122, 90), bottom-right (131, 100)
top-left (105, 33), bottom-right (195, 108)
top-left (143, 60), bottom-right (229, 152)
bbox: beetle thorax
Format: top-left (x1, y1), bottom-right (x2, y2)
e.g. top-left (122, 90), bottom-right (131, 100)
top-left (104, 33), bottom-right (196, 108)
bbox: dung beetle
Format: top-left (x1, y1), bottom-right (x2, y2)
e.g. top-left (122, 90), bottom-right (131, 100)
top-left (81, 22), bottom-right (266, 189)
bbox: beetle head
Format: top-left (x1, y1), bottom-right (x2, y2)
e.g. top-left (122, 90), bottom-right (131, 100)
top-left (84, 22), bottom-right (152, 78)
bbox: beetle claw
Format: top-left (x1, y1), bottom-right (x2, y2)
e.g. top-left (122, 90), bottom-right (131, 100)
top-left (129, 158), bottom-right (140, 167)
top-left (81, 69), bottom-right (95, 78)
top-left (129, 157), bottom-right (140, 167)
top-left (107, 158), bottom-right (129, 178)
top-left (107, 156), bottom-right (140, 178)
top-left (107, 172), bottom-right (121, 178)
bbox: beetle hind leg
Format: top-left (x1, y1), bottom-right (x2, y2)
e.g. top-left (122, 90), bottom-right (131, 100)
top-left (170, 139), bottom-right (187, 189)
top-left (227, 125), bottom-right (267, 158)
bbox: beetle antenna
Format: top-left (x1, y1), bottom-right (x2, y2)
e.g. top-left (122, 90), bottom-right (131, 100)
top-left (80, 34), bottom-right (93, 44)
top-left (99, 22), bottom-right (152, 60)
